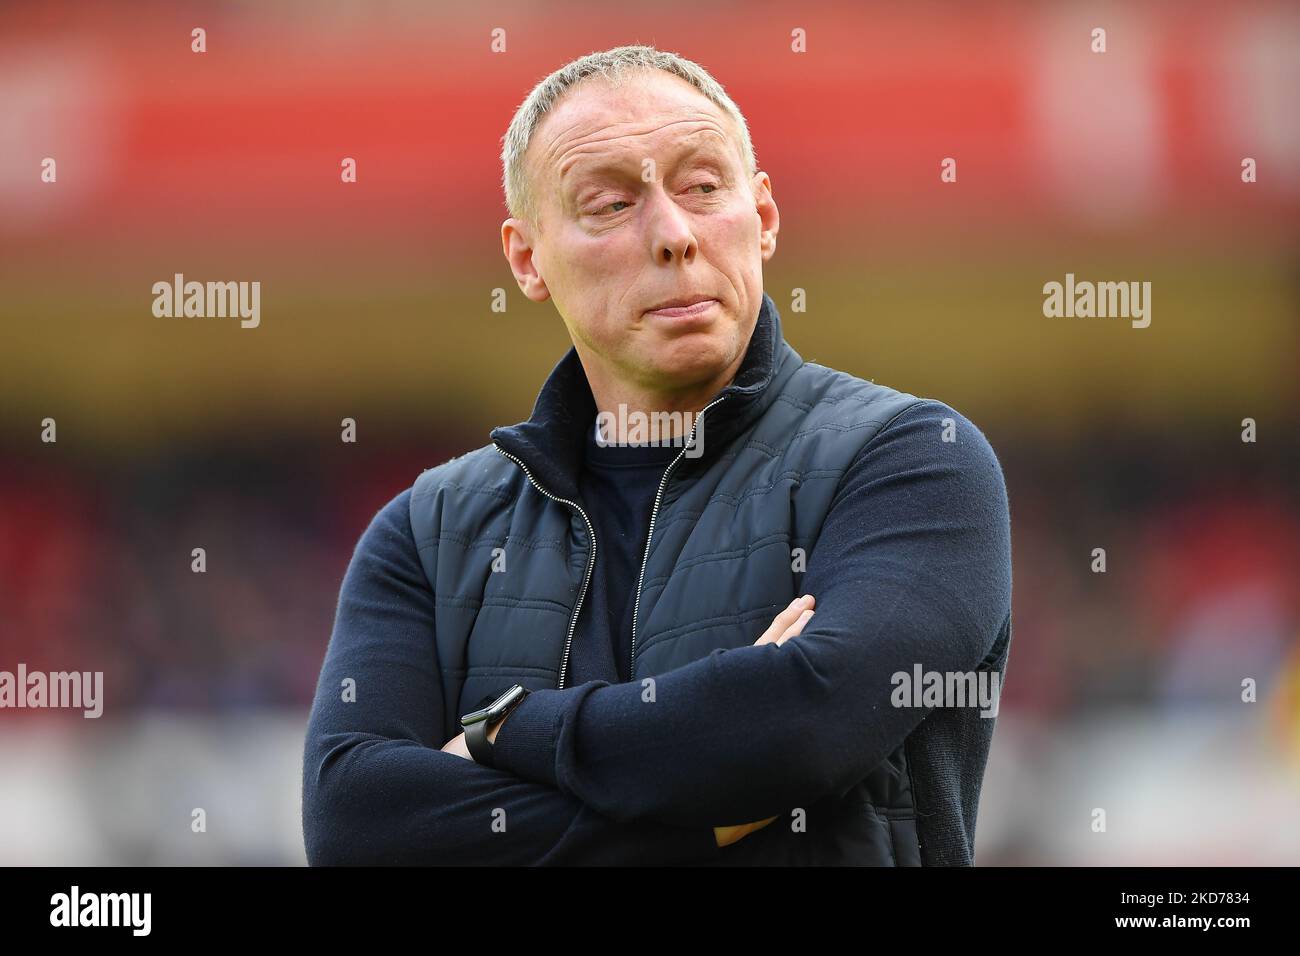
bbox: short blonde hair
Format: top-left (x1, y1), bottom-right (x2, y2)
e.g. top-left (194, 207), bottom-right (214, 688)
top-left (500, 44), bottom-right (758, 229)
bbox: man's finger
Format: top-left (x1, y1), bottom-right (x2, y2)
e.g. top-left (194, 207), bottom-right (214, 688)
top-left (775, 608), bottom-right (815, 646)
top-left (754, 594), bottom-right (815, 645)
top-left (753, 596), bottom-right (807, 644)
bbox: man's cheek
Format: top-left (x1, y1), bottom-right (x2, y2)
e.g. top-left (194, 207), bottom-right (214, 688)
top-left (714, 209), bottom-right (759, 251)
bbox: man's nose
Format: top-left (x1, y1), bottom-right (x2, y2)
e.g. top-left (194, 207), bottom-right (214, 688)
top-left (645, 186), bottom-right (697, 263)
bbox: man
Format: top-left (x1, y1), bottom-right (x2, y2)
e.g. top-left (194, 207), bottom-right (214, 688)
top-left (302, 45), bottom-right (1012, 865)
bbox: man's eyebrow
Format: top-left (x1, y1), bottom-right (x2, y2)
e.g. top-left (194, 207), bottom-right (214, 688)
top-left (560, 156), bottom-right (636, 185)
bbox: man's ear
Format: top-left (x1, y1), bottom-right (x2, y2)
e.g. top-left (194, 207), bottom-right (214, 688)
top-left (752, 172), bottom-right (779, 261)
top-left (501, 218), bottom-right (552, 303)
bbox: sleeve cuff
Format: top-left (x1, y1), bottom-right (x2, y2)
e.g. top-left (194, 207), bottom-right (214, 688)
top-left (491, 688), bottom-right (566, 787)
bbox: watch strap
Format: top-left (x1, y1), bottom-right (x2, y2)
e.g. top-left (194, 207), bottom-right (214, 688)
top-left (464, 713), bottom-right (495, 767)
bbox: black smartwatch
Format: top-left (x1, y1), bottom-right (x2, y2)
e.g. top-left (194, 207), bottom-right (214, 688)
top-left (460, 684), bottom-right (529, 768)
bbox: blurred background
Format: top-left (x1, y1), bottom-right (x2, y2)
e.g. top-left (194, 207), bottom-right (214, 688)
top-left (0, 0), bottom-right (1297, 865)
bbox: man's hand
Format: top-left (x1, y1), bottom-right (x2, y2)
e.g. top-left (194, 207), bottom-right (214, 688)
top-left (714, 594), bottom-right (817, 847)
top-left (714, 815), bottom-right (779, 847)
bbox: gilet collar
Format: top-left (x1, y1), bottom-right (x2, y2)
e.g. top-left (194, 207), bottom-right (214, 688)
top-left (491, 291), bottom-right (800, 504)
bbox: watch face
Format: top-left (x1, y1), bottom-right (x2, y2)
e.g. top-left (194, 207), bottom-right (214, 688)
top-left (457, 686), bottom-right (517, 723)
top-left (462, 685), bottom-right (525, 726)
top-left (488, 684), bottom-right (525, 715)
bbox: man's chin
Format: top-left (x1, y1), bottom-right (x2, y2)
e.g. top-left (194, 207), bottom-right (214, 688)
top-left (639, 351), bottom-right (735, 395)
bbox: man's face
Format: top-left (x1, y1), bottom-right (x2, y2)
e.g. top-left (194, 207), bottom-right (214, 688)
top-left (502, 69), bottom-right (779, 400)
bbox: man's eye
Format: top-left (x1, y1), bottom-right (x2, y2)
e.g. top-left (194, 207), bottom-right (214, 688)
top-left (691, 183), bottom-right (719, 194)
top-left (601, 200), bottom-right (630, 214)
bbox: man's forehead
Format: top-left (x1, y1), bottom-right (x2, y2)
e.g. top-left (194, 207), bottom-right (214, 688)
top-left (555, 122), bottom-right (731, 178)
top-left (534, 73), bottom-right (734, 174)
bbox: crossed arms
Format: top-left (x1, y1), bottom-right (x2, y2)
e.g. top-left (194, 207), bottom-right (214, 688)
top-left (301, 401), bottom-right (1011, 863)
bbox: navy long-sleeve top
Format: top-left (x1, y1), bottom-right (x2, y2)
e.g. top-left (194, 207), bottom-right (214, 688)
top-left (301, 399), bottom-right (1012, 865)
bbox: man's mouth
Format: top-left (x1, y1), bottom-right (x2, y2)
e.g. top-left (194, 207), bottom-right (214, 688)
top-left (644, 296), bottom-right (718, 318)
